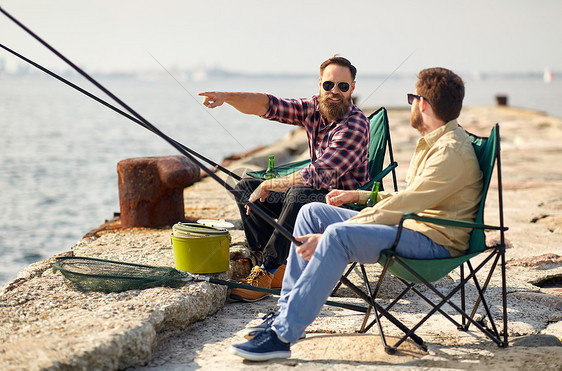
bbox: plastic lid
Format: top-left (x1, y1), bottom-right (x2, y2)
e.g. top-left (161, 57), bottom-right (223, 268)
top-left (173, 222), bottom-right (228, 236)
top-left (196, 219), bottom-right (235, 229)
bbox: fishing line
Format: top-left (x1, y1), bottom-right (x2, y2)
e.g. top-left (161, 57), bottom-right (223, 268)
top-left (0, 6), bottom-right (298, 246)
top-left (2, 13), bottom-right (426, 343)
top-left (0, 42), bottom-right (243, 182)
top-left (146, 50), bottom-right (250, 154)
top-left (357, 50), bottom-right (416, 109)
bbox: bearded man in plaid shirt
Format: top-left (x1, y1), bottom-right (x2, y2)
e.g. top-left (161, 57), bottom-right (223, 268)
top-left (199, 56), bottom-right (370, 301)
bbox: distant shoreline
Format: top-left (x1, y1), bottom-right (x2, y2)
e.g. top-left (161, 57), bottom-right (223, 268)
top-left (1, 68), bottom-right (558, 82)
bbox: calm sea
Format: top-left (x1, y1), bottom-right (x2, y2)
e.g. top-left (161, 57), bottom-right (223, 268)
top-left (1, 73), bottom-right (561, 285)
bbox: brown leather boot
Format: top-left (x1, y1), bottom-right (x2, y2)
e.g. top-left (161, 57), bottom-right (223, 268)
top-left (270, 264), bottom-right (286, 290)
top-left (230, 266), bottom-right (273, 302)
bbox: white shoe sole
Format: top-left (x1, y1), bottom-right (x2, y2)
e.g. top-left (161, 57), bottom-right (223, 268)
top-left (230, 346), bottom-right (291, 361)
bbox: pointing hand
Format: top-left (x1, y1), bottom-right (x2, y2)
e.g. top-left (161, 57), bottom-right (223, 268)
top-left (199, 91), bottom-right (226, 108)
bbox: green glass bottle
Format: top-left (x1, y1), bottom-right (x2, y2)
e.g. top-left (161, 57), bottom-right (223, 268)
top-left (264, 155), bottom-right (277, 180)
top-left (365, 181), bottom-right (380, 207)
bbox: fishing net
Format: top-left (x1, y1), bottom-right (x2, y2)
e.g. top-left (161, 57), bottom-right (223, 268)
top-left (53, 256), bottom-right (193, 293)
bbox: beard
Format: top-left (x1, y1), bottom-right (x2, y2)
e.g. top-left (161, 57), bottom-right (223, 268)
top-left (410, 104), bottom-right (423, 131)
top-left (318, 92), bottom-right (351, 121)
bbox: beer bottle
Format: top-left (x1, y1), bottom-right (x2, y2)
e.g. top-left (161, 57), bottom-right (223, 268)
top-left (365, 181), bottom-right (379, 207)
top-left (264, 155), bottom-right (277, 180)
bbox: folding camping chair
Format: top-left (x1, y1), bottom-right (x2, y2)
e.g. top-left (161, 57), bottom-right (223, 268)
top-left (327, 107), bottom-right (400, 294)
top-left (247, 106), bottom-right (400, 299)
top-left (339, 124), bottom-right (508, 354)
top-left (247, 107), bottom-right (399, 194)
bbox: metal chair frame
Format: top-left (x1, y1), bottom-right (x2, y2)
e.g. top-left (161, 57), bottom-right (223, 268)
top-left (338, 124), bottom-right (508, 354)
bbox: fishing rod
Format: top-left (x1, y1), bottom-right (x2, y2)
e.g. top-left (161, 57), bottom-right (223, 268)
top-left (0, 41), bottom-right (243, 182)
top-left (146, 50), bottom-right (251, 157)
top-left (0, 6), bottom-right (298, 246)
top-left (357, 50), bottom-right (416, 109)
top-left (3, 11), bottom-right (427, 346)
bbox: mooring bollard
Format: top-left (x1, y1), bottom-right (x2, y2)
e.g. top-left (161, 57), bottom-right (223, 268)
top-left (495, 95), bottom-right (508, 106)
top-left (117, 156), bottom-right (200, 228)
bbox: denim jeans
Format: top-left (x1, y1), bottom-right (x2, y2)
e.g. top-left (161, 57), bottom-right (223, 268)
top-left (271, 202), bottom-right (451, 343)
top-left (234, 178), bottom-right (329, 270)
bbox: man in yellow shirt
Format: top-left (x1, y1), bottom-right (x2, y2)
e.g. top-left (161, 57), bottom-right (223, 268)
top-left (230, 67), bottom-right (483, 361)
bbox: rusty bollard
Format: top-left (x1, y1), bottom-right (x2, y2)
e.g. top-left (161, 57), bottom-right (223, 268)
top-left (117, 156), bottom-right (200, 228)
top-left (495, 95), bottom-right (508, 106)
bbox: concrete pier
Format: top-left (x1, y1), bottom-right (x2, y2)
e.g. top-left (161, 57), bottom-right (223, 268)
top-left (2, 106), bottom-right (562, 370)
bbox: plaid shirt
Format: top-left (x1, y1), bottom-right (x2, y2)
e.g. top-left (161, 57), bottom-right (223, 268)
top-left (263, 94), bottom-right (370, 190)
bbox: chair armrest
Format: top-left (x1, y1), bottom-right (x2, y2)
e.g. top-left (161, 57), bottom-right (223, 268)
top-left (246, 158), bottom-right (311, 179)
top-left (373, 162), bottom-right (398, 183)
top-left (345, 162), bottom-right (399, 211)
top-left (389, 213), bottom-right (508, 252)
top-left (402, 213), bottom-right (507, 231)
top-left (358, 162), bottom-right (399, 191)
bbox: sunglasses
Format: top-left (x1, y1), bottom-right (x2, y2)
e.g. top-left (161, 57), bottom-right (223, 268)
top-left (407, 93), bottom-right (430, 105)
top-left (322, 81), bottom-right (351, 93)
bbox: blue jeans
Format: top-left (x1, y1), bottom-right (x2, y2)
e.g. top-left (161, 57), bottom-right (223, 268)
top-left (234, 179), bottom-right (329, 270)
top-left (271, 202), bottom-right (451, 343)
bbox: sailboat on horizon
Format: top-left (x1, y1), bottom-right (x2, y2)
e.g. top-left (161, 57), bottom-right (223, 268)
top-left (544, 68), bottom-right (554, 83)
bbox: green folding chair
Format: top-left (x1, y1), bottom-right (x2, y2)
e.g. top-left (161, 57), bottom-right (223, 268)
top-left (246, 107), bottom-right (398, 193)
top-left (339, 124), bottom-right (508, 354)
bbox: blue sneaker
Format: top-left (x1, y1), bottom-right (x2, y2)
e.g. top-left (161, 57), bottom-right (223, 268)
top-left (243, 312), bottom-right (278, 340)
top-left (243, 312), bottom-right (306, 340)
top-left (230, 329), bottom-right (291, 361)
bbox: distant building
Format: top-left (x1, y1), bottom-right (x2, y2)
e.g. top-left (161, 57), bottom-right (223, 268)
top-left (17, 63), bottom-right (30, 75)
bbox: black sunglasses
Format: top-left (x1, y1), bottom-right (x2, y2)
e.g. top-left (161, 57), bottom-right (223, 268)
top-left (322, 81), bottom-right (351, 93)
top-left (407, 93), bottom-right (430, 105)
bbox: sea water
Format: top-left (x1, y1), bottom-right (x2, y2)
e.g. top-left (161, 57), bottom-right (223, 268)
top-left (1, 73), bottom-right (561, 285)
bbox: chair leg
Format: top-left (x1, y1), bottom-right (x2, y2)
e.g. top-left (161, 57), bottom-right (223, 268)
top-left (389, 253), bottom-right (506, 348)
top-left (338, 275), bottom-right (425, 349)
top-left (359, 264), bottom-right (396, 354)
top-left (462, 252), bottom-right (508, 347)
top-left (460, 263), bottom-right (466, 329)
top-left (464, 254), bottom-right (498, 319)
top-left (382, 280), bottom-right (414, 312)
top-left (466, 260), bottom-right (502, 341)
top-left (360, 305), bottom-right (372, 332)
top-left (501, 249), bottom-right (508, 346)
top-left (403, 281), bottom-right (463, 328)
top-left (463, 250), bottom-right (508, 347)
top-left (355, 261), bottom-right (428, 352)
top-left (331, 262), bottom-right (357, 296)
top-left (364, 276), bottom-right (462, 331)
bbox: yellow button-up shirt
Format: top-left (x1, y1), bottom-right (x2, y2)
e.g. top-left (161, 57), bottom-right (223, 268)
top-left (346, 120), bottom-right (483, 257)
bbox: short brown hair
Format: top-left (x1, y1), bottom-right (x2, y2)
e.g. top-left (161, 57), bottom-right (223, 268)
top-left (416, 67), bottom-right (464, 122)
top-left (320, 56), bottom-right (357, 80)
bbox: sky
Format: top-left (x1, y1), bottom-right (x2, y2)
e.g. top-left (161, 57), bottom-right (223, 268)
top-left (0, 0), bottom-right (561, 76)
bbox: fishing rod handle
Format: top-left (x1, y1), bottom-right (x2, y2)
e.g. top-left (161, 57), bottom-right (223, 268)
top-left (245, 202), bottom-right (301, 246)
top-left (194, 274), bottom-right (281, 295)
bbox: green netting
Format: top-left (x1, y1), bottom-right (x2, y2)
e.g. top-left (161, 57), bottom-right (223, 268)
top-left (53, 256), bottom-right (193, 293)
